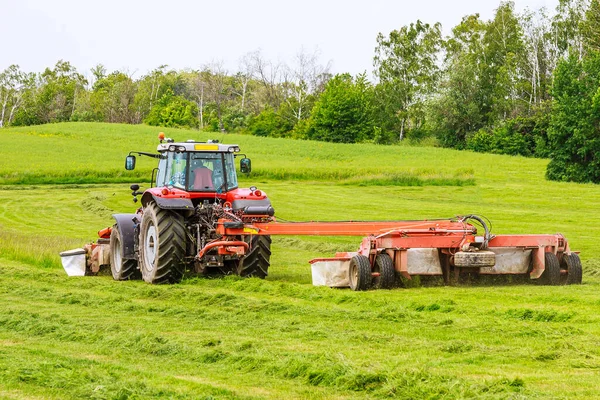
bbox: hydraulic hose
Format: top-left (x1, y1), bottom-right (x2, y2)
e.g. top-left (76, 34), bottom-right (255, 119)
top-left (459, 214), bottom-right (495, 249)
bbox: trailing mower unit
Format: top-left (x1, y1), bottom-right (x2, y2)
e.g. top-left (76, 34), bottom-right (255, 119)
top-left (60, 134), bottom-right (582, 290)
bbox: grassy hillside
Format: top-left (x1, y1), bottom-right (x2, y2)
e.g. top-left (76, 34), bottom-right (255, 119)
top-left (0, 122), bottom-right (475, 185)
top-left (1, 122), bottom-right (600, 399)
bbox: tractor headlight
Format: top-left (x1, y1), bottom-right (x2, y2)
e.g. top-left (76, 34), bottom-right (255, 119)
top-left (228, 147), bottom-right (235, 153)
top-left (169, 145), bottom-right (176, 151)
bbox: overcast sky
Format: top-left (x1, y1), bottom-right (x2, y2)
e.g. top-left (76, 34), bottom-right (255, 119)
top-left (2, 0), bottom-right (559, 79)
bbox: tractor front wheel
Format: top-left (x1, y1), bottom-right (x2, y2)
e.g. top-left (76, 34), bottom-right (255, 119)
top-left (139, 202), bottom-right (187, 284)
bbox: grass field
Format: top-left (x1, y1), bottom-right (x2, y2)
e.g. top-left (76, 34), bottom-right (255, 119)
top-left (1, 122), bottom-right (600, 399)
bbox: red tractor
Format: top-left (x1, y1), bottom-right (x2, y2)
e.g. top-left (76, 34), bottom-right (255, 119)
top-left (110, 135), bottom-right (273, 283)
top-left (62, 134), bottom-right (582, 289)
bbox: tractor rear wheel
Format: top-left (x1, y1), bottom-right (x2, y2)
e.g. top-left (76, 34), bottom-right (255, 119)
top-left (110, 224), bottom-right (140, 280)
top-left (349, 255), bottom-right (372, 291)
top-left (139, 202), bottom-right (187, 284)
top-left (539, 252), bottom-right (560, 286)
top-left (237, 235), bottom-right (271, 278)
top-left (564, 253), bottom-right (583, 285)
top-left (373, 253), bottom-right (395, 289)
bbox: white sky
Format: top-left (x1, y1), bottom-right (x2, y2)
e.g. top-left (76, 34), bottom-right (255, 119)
top-left (1, 0), bottom-right (559, 79)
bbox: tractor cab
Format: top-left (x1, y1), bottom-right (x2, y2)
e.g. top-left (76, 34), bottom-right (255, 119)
top-left (156, 148), bottom-right (235, 193)
top-left (126, 138), bottom-right (251, 195)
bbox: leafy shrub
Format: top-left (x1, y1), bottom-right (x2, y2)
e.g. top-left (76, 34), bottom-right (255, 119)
top-left (290, 118), bottom-right (311, 139)
top-left (491, 123), bottom-right (532, 156)
top-left (466, 111), bottom-right (550, 157)
top-left (144, 90), bottom-right (198, 129)
top-left (247, 107), bottom-right (293, 137)
top-left (466, 129), bottom-right (494, 153)
top-left (221, 108), bottom-right (248, 132)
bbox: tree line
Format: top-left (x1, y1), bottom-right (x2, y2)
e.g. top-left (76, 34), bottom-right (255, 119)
top-left (1, 0), bottom-right (599, 183)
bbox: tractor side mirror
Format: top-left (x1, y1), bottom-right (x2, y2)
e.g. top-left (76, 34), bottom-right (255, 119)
top-left (125, 155), bottom-right (136, 170)
top-left (240, 158), bottom-right (251, 174)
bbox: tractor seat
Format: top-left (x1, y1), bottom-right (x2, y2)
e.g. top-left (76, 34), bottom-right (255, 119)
top-left (193, 167), bottom-right (214, 190)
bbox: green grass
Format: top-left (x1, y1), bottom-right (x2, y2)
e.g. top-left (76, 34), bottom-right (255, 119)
top-left (0, 122), bottom-right (474, 186)
top-left (1, 122), bottom-right (600, 398)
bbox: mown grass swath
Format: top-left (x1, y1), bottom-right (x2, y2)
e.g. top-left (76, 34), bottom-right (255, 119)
top-left (1, 122), bottom-right (600, 398)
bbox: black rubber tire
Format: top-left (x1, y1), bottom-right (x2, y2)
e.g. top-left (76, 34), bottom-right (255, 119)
top-left (539, 252), bottom-right (561, 286)
top-left (349, 255), bottom-right (372, 291)
top-left (109, 224), bottom-right (140, 280)
top-left (237, 235), bottom-right (271, 278)
top-left (564, 253), bottom-right (583, 285)
top-left (372, 253), bottom-right (395, 289)
top-left (139, 202), bottom-right (187, 284)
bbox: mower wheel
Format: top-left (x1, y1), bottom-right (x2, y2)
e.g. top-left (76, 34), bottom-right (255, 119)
top-left (349, 255), bottom-right (372, 291)
top-left (539, 252), bottom-right (560, 286)
top-left (564, 253), bottom-right (583, 285)
top-left (373, 253), bottom-right (395, 289)
top-left (139, 202), bottom-right (187, 284)
top-left (237, 235), bottom-right (271, 278)
top-left (110, 224), bottom-right (140, 280)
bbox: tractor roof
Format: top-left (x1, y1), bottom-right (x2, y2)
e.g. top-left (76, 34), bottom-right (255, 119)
top-left (157, 140), bottom-right (240, 153)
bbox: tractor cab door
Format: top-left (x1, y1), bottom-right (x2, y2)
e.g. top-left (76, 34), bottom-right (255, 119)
top-left (156, 152), bottom-right (188, 189)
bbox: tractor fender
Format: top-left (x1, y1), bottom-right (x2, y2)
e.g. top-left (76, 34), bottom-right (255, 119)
top-left (141, 192), bottom-right (194, 210)
top-left (112, 214), bottom-right (140, 260)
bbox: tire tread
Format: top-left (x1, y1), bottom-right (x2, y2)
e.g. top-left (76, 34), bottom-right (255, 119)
top-left (237, 235), bottom-right (271, 278)
top-left (140, 202), bottom-right (187, 284)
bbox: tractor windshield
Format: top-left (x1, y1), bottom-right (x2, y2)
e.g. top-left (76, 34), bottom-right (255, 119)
top-left (156, 151), bottom-right (238, 192)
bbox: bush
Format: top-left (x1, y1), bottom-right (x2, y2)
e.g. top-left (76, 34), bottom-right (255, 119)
top-left (465, 126), bottom-right (529, 156)
top-left (247, 107), bottom-right (293, 137)
top-left (144, 91), bottom-right (198, 129)
top-left (465, 110), bottom-right (550, 157)
top-left (466, 129), bottom-right (494, 153)
top-left (491, 123), bottom-right (532, 157)
top-left (222, 108), bottom-right (248, 132)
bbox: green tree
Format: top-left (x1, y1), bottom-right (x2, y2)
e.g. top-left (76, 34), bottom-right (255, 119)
top-left (374, 20), bottom-right (443, 140)
top-left (546, 51), bottom-right (600, 182)
top-left (483, 1), bottom-right (526, 121)
top-left (133, 66), bottom-right (184, 124)
top-left (521, 8), bottom-right (553, 107)
top-left (307, 73), bottom-right (375, 143)
top-left (91, 71), bottom-right (137, 123)
top-left (431, 14), bottom-right (488, 148)
top-left (0, 65), bottom-right (34, 127)
top-left (12, 61), bottom-right (87, 126)
top-left (551, 0), bottom-right (589, 62)
top-left (581, 0), bottom-right (600, 53)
